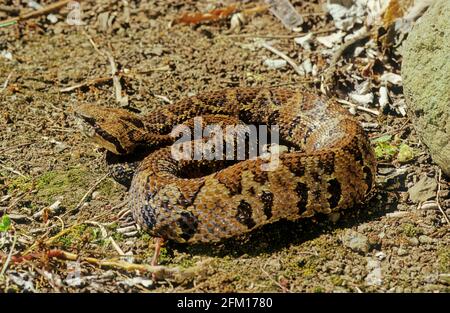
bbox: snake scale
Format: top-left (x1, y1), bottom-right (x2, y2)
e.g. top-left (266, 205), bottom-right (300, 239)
top-left (75, 88), bottom-right (377, 243)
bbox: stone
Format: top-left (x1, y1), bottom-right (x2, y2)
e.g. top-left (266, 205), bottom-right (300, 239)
top-left (365, 258), bottom-right (382, 286)
top-left (341, 230), bottom-right (369, 254)
top-left (328, 212), bottom-right (341, 223)
top-left (408, 176), bottom-right (437, 203)
top-left (401, 0), bottom-right (450, 176)
top-left (378, 168), bottom-right (409, 191)
top-left (397, 248), bottom-right (408, 256)
top-left (418, 235), bottom-right (433, 244)
top-left (408, 237), bottom-right (419, 246)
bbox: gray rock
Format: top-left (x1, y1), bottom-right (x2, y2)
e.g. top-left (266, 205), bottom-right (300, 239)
top-left (401, 0), bottom-right (450, 176)
top-left (408, 176), bottom-right (437, 203)
top-left (418, 235), bottom-right (433, 244)
top-left (397, 248), bottom-right (408, 256)
top-left (341, 230), bottom-right (369, 254)
top-left (408, 237), bottom-right (419, 246)
top-left (377, 168), bottom-right (408, 191)
top-left (365, 258), bottom-right (383, 286)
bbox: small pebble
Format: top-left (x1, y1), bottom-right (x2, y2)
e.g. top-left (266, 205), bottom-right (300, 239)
top-left (397, 248), bottom-right (408, 256)
top-left (91, 191), bottom-right (101, 200)
top-left (342, 230), bottom-right (369, 254)
top-left (328, 212), bottom-right (340, 223)
top-left (408, 237), bottom-right (419, 246)
top-left (375, 251), bottom-right (386, 261)
top-left (8, 214), bottom-right (31, 223)
top-left (418, 235), bottom-right (433, 244)
top-left (263, 59), bottom-right (287, 70)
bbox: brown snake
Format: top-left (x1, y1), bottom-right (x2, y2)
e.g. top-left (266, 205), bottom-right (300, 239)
top-left (75, 88), bottom-right (377, 243)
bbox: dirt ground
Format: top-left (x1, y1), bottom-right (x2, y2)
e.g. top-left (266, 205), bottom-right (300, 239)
top-left (0, 0), bottom-right (448, 292)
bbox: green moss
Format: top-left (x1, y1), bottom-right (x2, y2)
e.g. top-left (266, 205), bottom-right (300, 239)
top-left (313, 286), bottom-right (325, 293)
top-left (35, 167), bottom-right (90, 204)
top-left (6, 167), bottom-right (122, 209)
top-left (437, 248), bottom-right (450, 272)
top-left (97, 178), bottom-right (123, 198)
top-left (90, 228), bottom-right (108, 246)
top-left (111, 231), bottom-right (124, 242)
top-left (158, 247), bottom-right (172, 264)
top-left (331, 275), bottom-right (344, 286)
top-left (296, 256), bottom-right (318, 278)
top-left (106, 222), bottom-right (119, 232)
top-left (7, 176), bottom-right (33, 193)
top-left (178, 257), bottom-right (196, 269)
top-left (402, 223), bottom-right (422, 237)
top-left (56, 224), bottom-right (89, 249)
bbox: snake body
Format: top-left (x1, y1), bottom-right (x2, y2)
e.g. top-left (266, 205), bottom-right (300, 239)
top-left (76, 88), bottom-right (376, 243)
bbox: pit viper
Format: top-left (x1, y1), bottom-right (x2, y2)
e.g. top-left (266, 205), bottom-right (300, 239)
top-left (75, 88), bottom-right (377, 243)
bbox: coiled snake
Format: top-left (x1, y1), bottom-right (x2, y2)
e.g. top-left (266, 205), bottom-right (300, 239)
top-left (75, 88), bottom-right (376, 243)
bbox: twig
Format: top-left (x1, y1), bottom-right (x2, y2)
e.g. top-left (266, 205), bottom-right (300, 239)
top-left (154, 94), bottom-right (173, 104)
top-left (259, 41), bottom-right (303, 76)
top-left (0, 161), bottom-right (26, 178)
top-left (63, 172), bottom-right (109, 217)
top-left (0, 0), bottom-right (79, 27)
top-left (106, 51), bottom-right (129, 106)
top-left (54, 216), bottom-right (65, 232)
top-left (4, 190), bottom-right (35, 214)
top-left (0, 233), bottom-right (17, 279)
top-left (3, 248), bottom-right (209, 283)
top-left (109, 237), bottom-right (125, 256)
top-left (82, 31), bottom-right (106, 58)
top-left (370, 118), bottom-right (411, 140)
top-left (224, 27), bottom-right (335, 39)
top-left (81, 31), bottom-right (129, 105)
top-left (336, 99), bottom-right (380, 116)
top-left (322, 29), bottom-right (371, 94)
top-left (0, 142), bottom-right (33, 155)
top-left (1, 72), bottom-right (13, 92)
top-left (23, 221), bottom-right (87, 255)
top-left (86, 220), bottom-right (125, 255)
top-left (60, 76), bottom-right (112, 92)
top-left (0, 5), bottom-right (20, 15)
top-left (436, 168), bottom-right (450, 225)
top-left (260, 261), bottom-right (290, 293)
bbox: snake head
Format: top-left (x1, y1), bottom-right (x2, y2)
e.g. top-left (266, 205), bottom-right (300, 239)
top-left (75, 104), bottom-right (147, 155)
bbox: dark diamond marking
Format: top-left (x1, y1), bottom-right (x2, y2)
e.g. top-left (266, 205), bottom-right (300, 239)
top-left (295, 182), bottom-right (308, 214)
top-left (291, 163), bottom-right (305, 177)
top-left (319, 155), bottom-right (335, 175)
top-left (238, 109), bottom-right (253, 124)
top-left (142, 204), bottom-right (157, 231)
top-left (363, 165), bottom-right (373, 192)
top-left (352, 146), bottom-right (363, 164)
top-left (177, 211), bottom-right (199, 242)
top-left (327, 178), bottom-right (341, 209)
top-left (261, 191), bottom-right (273, 220)
top-left (236, 200), bottom-right (256, 229)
